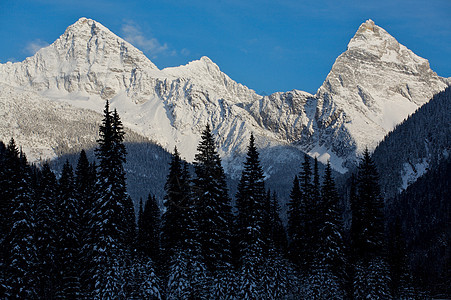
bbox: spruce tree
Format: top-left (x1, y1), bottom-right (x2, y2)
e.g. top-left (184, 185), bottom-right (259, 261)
top-left (89, 100), bottom-right (129, 298)
top-left (308, 161), bottom-right (346, 299)
top-left (75, 150), bottom-right (97, 296)
top-left (3, 145), bottom-right (38, 298)
top-left (56, 160), bottom-right (82, 298)
top-left (299, 154), bottom-right (314, 272)
top-left (35, 163), bottom-right (58, 298)
top-left (387, 218), bottom-right (414, 299)
top-left (123, 195), bottom-right (136, 248)
top-left (269, 191), bottom-right (288, 254)
top-left (192, 124), bottom-right (232, 272)
top-left (287, 175), bottom-right (303, 267)
top-left (235, 134), bottom-right (266, 298)
top-left (236, 134), bottom-right (266, 256)
top-left (161, 147), bottom-right (192, 264)
top-left (351, 148), bottom-right (391, 299)
top-left (138, 194), bottom-right (161, 262)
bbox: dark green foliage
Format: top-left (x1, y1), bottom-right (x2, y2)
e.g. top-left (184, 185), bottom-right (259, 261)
top-left (123, 195), bottom-right (137, 248)
top-left (310, 161), bottom-right (346, 298)
top-left (373, 86), bottom-right (451, 199)
top-left (268, 191), bottom-right (288, 254)
top-left (161, 148), bottom-right (192, 263)
top-left (351, 149), bottom-right (390, 299)
top-left (2, 143), bottom-right (38, 298)
top-left (35, 163), bottom-right (58, 298)
top-left (300, 154), bottom-right (315, 272)
top-left (192, 124), bottom-right (232, 271)
top-left (389, 156), bottom-right (450, 297)
top-left (89, 101), bottom-right (130, 297)
top-left (74, 149), bottom-right (97, 296)
top-left (387, 218), bottom-right (414, 299)
top-left (236, 133), bottom-right (267, 258)
top-left (56, 160), bottom-right (82, 298)
top-left (287, 175), bottom-right (303, 266)
top-left (353, 148), bottom-right (385, 258)
top-left (138, 194), bottom-right (161, 262)
top-left (75, 149), bottom-right (97, 230)
top-left (235, 134), bottom-right (268, 296)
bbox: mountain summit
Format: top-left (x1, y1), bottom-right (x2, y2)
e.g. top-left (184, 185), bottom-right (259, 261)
top-left (314, 19), bottom-right (449, 164)
top-left (0, 18), bottom-right (448, 173)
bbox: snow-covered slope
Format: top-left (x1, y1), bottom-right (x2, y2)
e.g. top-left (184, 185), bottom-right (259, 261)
top-left (0, 18), bottom-right (449, 174)
top-left (315, 19), bottom-right (449, 166)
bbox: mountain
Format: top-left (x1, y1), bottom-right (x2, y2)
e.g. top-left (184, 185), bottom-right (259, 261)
top-left (387, 154), bottom-right (450, 296)
top-left (0, 18), bottom-right (449, 177)
top-left (372, 86), bottom-right (451, 199)
top-left (313, 19), bottom-right (448, 166)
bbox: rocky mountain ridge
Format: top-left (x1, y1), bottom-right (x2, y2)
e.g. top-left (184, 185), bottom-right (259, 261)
top-left (0, 18), bottom-right (449, 175)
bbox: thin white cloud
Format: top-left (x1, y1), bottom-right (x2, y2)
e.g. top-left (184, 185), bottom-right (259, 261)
top-left (24, 39), bottom-right (49, 56)
top-left (181, 48), bottom-right (190, 56)
top-left (121, 22), bottom-right (170, 58)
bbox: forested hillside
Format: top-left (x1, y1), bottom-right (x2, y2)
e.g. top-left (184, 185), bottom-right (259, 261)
top-left (373, 86), bottom-right (451, 199)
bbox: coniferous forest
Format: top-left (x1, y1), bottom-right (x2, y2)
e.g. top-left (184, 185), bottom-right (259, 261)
top-left (1, 100), bottom-right (449, 299)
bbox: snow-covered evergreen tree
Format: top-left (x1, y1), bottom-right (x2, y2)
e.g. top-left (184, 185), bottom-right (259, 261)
top-left (351, 149), bottom-right (391, 299)
top-left (2, 143), bottom-right (38, 298)
top-left (128, 254), bottom-right (161, 299)
top-left (88, 100), bottom-right (130, 298)
top-left (161, 148), bottom-right (193, 265)
top-left (308, 161), bottom-right (346, 299)
top-left (123, 195), bottom-right (136, 248)
top-left (35, 163), bottom-right (58, 298)
top-left (192, 124), bottom-right (232, 272)
top-left (299, 154), bottom-right (315, 273)
top-left (55, 160), bottom-right (82, 298)
top-left (288, 175), bottom-right (303, 267)
top-left (166, 247), bottom-right (209, 299)
top-left (235, 133), bottom-right (266, 257)
top-left (138, 193), bottom-right (161, 262)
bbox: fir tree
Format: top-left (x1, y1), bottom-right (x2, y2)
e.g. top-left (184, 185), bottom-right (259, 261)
top-left (129, 255), bottom-right (161, 299)
top-left (287, 175), bottom-right (303, 267)
top-left (89, 100), bottom-right (129, 298)
top-left (137, 197), bottom-right (144, 249)
top-left (35, 163), bottom-right (58, 298)
top-left (123, 195), bottom-right (136, 248)
top-left (74, 150), bottom-right (97, 296)
top-left (161, 148), bottom-right (192, 264)
top-left (56, 160), bottom-right (82, 298)
top-left (299, 154), bottom-right (314, 272)
top-left (138, 193), bottom-right (161, 262)
top-left (2, 146), bottom-right (38, 298)
top-left (351, 148), bottom-right (391, 299)
top-left (269, 191), bottom-right (288, 254)
top-left (192, 124), bottom-right (232, 272)
top-left (308, 161), bottom-right (346, 299)
top-left (236, 134), bottom-right (278, 298)
top-left (236, 134), bottom-right (266, 256)
top-left (162, 148), bottom-right (207, 297)
top-left (387, 218), bottom-right (414, 299)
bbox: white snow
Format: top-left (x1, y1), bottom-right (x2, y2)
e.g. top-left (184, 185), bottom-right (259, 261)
top-left (400, 158), bottom-right (429, 191)
top-left (0, 17), bottom-right (448, 175)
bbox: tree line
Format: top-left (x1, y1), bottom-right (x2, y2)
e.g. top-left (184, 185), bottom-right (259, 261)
top-left (1, 100), bottom-right (417, 299)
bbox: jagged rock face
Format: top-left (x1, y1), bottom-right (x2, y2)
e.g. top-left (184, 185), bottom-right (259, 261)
top-left (315, 19), bottom-right (449, 165)
top-left (0, 18), bottom-right (161, 103)
top-left (0, 18), bottom-right (449, 173)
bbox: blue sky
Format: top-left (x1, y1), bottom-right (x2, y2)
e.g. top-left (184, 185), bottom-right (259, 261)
top-left (0, 0), bottom-right (450, 95)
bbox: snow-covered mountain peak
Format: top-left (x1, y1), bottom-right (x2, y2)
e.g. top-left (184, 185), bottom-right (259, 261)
top-left (349, 19), bottom-right (400, 54)
top-left (315, 19), bottom-right (448, 166)
top-left (1, 18), bottom-right (449, 175)
top-left (163, 55), bottom-right (220, 78)
top-left (0, 18), bottom-right (162, 101)
top-left (348, 19), bottom-right (429, 69)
